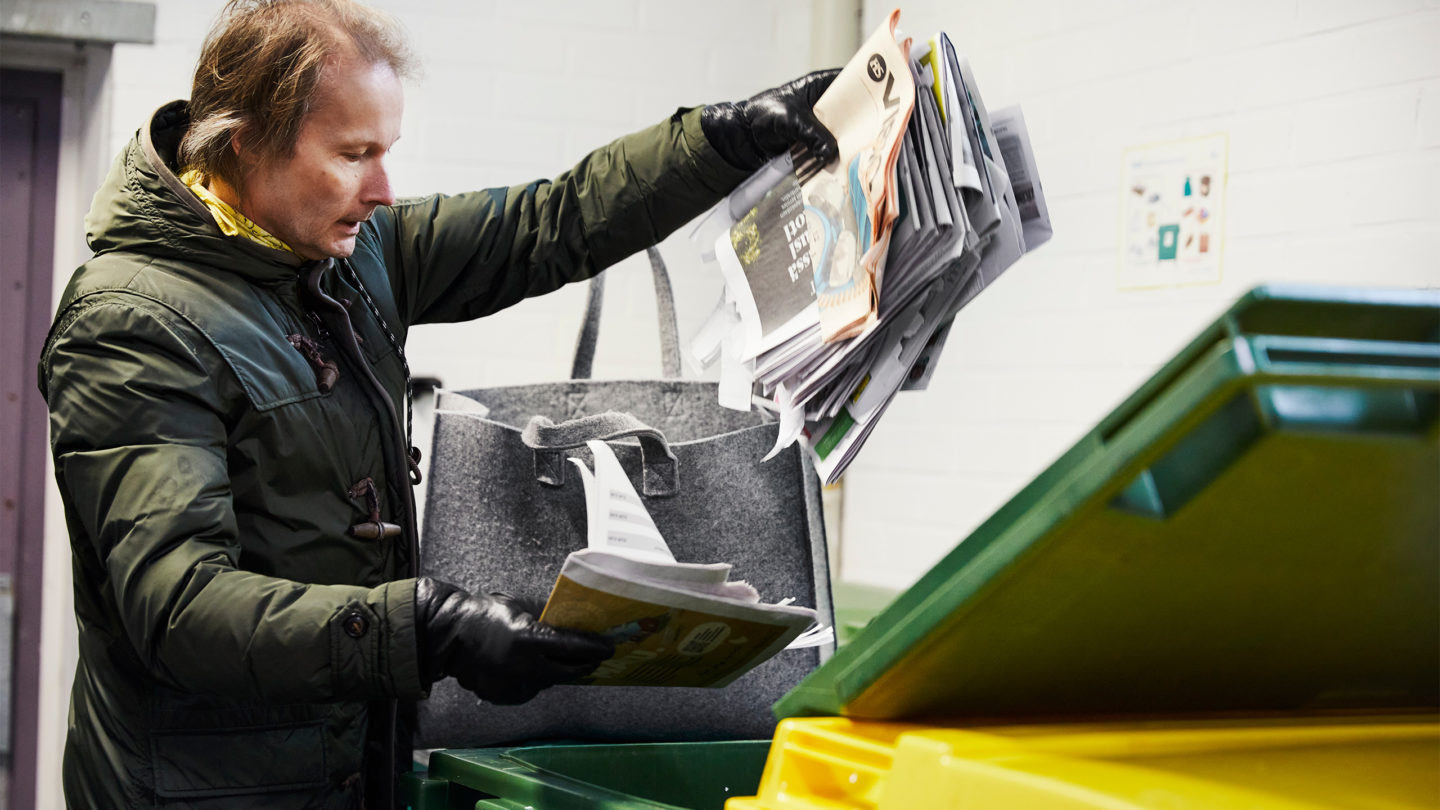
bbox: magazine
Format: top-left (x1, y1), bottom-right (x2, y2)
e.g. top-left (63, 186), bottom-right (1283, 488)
top-left (539, 440), bottom-right (829, 687)
top-left (711, 7), bottom-right (915, 357)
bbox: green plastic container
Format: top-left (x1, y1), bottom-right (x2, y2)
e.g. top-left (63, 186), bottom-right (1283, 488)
top-left (406, 284), bottom-right (1440, 809)
top-left (401, 580), bottom-right (899, 809)
top-left (405, 741), bottom-right (769, 810)
top-left (776, 283), bottom-right (1440, 722)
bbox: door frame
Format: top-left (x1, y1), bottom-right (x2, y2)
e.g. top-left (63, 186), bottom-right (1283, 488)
top-left (1, 65), bottom-right (63, 810)
top-left (0, 37), bottom-right (114, 810)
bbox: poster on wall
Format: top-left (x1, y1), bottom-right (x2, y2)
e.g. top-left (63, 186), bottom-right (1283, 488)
top-left (1118, 134), bottom-right (1228, 290)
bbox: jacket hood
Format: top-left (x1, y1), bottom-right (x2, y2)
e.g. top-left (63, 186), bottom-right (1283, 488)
top-left (85, 100), bottom-right (303, 282)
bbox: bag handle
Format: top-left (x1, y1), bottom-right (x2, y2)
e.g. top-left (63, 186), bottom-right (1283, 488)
top-left (571, 247), bottom-right (683, 380)
top-left (521, 412), bottom-right (679, 497)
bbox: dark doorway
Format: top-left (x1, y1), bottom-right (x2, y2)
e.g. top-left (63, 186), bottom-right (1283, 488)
top-left (0, 67), bottom-right (62, 810)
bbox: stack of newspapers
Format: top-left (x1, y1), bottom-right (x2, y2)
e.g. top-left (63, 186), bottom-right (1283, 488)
top-left (687, 9), bottom-right (1051, 484)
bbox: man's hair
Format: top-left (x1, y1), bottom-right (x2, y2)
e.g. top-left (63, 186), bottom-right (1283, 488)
top-left (179, 0), bottom-right (414, 188)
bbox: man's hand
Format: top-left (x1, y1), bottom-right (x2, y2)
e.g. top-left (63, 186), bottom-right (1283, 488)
top-left (701, 68), bottom-right (841, 172)
top-left (415, 578), bottom-right (613, 704)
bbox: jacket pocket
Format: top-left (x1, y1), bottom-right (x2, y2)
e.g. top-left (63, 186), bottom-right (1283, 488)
top-left (152, 721), bottom-right (328, 799)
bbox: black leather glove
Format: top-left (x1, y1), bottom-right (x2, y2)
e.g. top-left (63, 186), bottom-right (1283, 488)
top-left (415, 578), bottom-right (613, 705)
top-left (700, 68), bottom-right (841, 172)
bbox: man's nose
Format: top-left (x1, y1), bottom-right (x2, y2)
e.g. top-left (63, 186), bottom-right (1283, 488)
top-left (363, 161), bottom-right (395, 208)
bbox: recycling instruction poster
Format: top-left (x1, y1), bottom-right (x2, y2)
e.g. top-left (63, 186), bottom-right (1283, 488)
top-left (1118, 134), bottom-right (1228, 290)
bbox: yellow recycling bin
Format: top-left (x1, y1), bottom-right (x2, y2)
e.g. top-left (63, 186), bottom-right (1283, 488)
top-left (730, 285), bottom-right (1440, 809)
top-left (728, 716), bottom-right (1439, 809)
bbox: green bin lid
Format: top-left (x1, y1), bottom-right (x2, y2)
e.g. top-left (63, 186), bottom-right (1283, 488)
top-left (777, 284), bottom-right (1440, 723)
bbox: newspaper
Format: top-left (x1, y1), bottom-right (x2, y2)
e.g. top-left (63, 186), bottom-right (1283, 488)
top-left (687, 17), bottom-right (1051, 484)
top-left (714, 163), bottom-right (820, 361)
top-left (710, 7), bottom-right (915, 360)
top-left (540, 441), bottom-right (829, 688)
top-left (990, 105), bottom-right (1052, 251)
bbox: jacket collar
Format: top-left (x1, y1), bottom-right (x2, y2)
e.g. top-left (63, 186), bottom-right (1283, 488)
top-left (128, 100), bottom-right (304, 284)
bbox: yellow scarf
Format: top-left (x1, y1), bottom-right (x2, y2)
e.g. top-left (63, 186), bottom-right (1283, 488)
top-left (179, 169), bottom-right (293, 253)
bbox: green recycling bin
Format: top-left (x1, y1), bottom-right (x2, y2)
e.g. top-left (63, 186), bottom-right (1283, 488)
top-left (405, 284), bottom-right (1440, 810)
top-left (404, 741), bottom-right (770, 810)
top-left (778, 282), bottom-right (1440, 723)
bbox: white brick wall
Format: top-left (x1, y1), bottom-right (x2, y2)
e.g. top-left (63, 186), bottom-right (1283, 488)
top-left (36, 0), bottom-right (1438, 798)
top-left (389, 0), bottom-right (822, 390)
top-left (844, 0), bottom-right (1440, 590)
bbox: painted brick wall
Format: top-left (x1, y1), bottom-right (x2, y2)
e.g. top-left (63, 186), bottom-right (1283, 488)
top-left (39, 1), bottom-right (1437, 799)
top-left (842, 0), bottom-right (1440, 590)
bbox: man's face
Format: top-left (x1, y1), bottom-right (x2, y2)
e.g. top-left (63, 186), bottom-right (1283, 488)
top-left (239, 55), bottom-right (403, 260)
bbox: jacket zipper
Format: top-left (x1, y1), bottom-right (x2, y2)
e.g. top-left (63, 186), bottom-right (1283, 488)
top-left (307, 310), bottom-right (330, 340)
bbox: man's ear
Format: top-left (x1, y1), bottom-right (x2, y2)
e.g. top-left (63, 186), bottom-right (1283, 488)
top-left (230, 125), bottom-right (257, 168)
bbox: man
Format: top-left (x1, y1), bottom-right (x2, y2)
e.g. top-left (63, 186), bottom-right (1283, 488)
top-left (38, 0), bottom-right (837, 807)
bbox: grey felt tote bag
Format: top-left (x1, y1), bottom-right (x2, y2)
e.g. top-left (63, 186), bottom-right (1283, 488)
top-left (415, 249), bottom-right (834, 748)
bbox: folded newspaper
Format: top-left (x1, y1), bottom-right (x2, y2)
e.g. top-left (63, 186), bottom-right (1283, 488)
top-left (688, 9), bottom-right (1051, 484)
top-left (539, 440), bottom-right (829, 688)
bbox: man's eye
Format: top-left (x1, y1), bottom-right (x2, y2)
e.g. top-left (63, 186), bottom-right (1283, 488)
top-left (342, 152), bottom-right (364, 162)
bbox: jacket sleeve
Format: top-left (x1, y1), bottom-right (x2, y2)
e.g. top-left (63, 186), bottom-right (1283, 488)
top-left (42, 298), bottom-right (426, 704)
top-left (368, 106), bottom-right (749, 326)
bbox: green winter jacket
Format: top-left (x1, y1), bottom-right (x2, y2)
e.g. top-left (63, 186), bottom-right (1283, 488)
top-left (39, 100), bottom-right (745, 809)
